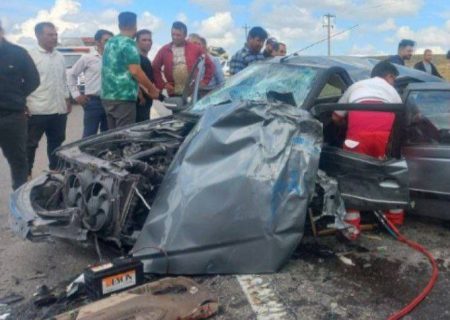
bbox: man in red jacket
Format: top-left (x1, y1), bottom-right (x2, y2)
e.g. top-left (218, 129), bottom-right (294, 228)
top-left (152, 21), bottom-right (214, 97)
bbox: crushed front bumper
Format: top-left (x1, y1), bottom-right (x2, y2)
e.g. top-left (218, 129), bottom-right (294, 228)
top-left (9, 175), bottom-right (87, 242)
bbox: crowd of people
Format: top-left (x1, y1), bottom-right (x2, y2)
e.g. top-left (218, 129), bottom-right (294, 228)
top-left (387, 38), bottom-right (444, 78)
top-left (0, 10), bottom-right (448, 195)
top-left (0, 11), bottom-right (288, 191)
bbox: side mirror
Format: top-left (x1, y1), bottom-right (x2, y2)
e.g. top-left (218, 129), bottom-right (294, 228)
top-left (163, 97), bottom-right (186, 112)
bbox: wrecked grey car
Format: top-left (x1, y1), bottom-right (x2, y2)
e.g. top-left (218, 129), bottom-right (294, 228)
top-left (9, 56), bottom-right (445, 274)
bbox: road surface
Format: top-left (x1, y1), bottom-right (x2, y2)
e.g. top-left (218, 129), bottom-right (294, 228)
top-left (1, 105), bottom-right (450, 319)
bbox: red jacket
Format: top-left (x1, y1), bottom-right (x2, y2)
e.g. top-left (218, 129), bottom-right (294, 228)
top-left (152, 41), bottom-right (215, 93)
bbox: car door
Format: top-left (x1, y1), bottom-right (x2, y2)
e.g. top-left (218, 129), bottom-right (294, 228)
top-left (312, 102), bottom-right (410, 211)
top-left (402, 85), bottom-right (450, 219)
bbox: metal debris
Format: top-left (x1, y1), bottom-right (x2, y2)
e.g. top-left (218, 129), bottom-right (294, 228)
top-left (237, 275), bottom-right (290, 320)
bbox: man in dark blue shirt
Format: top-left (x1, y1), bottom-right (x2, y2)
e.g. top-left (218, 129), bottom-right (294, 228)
top-left (229, 26), bottom-right (268, 75)
top-left (387, 39), bottom-right (415, 66)
top-left (0, 21), bottom-right (40, 189)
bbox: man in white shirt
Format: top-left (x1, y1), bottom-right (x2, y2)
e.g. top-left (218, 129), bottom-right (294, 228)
top-left (27, 22), bottom-right (71, 177)
top-left (333, 61), bottom-right (404, 239)
top-left (334, 60), bottom-right (402, 158)
top-left (68, 29), bottom-right (113, 137)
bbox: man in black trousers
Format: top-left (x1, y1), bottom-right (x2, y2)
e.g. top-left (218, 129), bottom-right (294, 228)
top-left (135, 29), bottom-right (154, 122)
top-left (0, 21), bottom-right (40, 190)
top-left (26, 22), bottom-right (72, 178)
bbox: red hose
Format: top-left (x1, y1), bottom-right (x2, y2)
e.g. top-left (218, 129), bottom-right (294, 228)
top-left (384, 217), bottom-right (439, 320)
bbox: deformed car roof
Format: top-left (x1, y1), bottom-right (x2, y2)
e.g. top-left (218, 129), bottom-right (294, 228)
top-left (274, 55), bottom-right (445, 83)
top-left (405, 81), bottom-right (450, 91)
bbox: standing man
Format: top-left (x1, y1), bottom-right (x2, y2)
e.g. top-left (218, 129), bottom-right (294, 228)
top-left (387, 39), bottom-right (415, 66)
top-left (68, 29), bottom-right (113, 137)
top-left (414, 49), bottom-right (442, 78)
top-left (27, 22), bottom-right (71, 178)
top-left (188, 34), bottom-right (225, 91)
top-left (229, 26), bottom-right (268, 75)
top-left (135, 29), bottom-right (154, 122)
top-left (152, 21), bottom-right (215, 97)
top-left (333, 61), bottom-right (403, 240)
top-left (273, 42), bottom-right (287, 56)
top-left (101, 12), bottom-right (161, 130)
top-left (262, 37), bottom-right (277, 58)
top-left (0, 21), bottom-right (40, 189)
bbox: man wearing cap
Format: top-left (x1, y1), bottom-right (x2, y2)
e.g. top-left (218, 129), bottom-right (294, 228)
top-left (68, 29), bottom-right (113, 137)
top-left (0, 21), bottom-right (40, 189)
top-left (101, 12), bottom-right (161, 129)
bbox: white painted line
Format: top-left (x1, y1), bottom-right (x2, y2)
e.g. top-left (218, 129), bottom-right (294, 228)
top-left (237, 275), bottom-right (290, 320)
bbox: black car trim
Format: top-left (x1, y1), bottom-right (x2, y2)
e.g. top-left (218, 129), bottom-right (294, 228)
top-left (341, 193), bottom-right (410, 205)
top-left (311, 103), bottom-right (405, 117)
top-left (410, 188), bottom-right (450, 201)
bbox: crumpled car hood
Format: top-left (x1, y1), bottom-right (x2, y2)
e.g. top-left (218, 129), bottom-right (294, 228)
top-left (133, 101), bottom-right (323, 274)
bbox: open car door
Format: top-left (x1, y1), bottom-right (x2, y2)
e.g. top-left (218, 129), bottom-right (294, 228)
top-left (312, 103), bottom-right (410, 211)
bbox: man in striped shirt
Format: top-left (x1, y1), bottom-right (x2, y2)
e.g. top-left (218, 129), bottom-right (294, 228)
top-left (229, 27), bottom-right (268, 75)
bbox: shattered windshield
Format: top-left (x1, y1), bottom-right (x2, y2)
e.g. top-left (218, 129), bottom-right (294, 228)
top-left (190, 63), bottom-right (318, 114)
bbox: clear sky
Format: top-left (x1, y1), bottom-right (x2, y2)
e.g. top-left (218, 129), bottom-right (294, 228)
top-left (1, 0), bottom-right (449, 57)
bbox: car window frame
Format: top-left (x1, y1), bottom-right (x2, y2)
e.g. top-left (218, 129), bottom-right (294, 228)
top-left (404, 88), bottom-right (450, 146)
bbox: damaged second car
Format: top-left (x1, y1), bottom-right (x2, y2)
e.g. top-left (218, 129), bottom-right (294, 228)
top-left (9, 56), bottom-right (446, 274)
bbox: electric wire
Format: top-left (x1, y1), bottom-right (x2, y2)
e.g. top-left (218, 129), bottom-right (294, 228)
top-left (293, 24), bottom-right (360, 55)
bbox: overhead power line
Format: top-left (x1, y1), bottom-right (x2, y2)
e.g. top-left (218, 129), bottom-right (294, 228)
top-left (294, 24), bottom-right (360, 55)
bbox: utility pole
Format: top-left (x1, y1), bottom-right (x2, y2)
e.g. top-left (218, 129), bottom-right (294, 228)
top-left (323, 14), bottom-right (335, 56)
top-left (243, 24), bottom-right (249, 39)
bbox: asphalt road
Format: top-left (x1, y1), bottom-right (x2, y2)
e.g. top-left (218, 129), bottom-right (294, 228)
top-left (1, 105), bottom-right (450, 319)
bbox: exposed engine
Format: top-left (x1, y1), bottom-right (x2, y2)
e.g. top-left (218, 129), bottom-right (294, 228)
top-left (29, 118), bottom-right (195, 248)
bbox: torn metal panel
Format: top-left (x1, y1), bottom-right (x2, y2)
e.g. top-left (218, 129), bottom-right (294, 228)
top-left (133, 101), bottom-right (323, 274)
top-left (319, 146), bottom-right (410, 210)
top-left (313, 170), bottom-right (349, 230)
